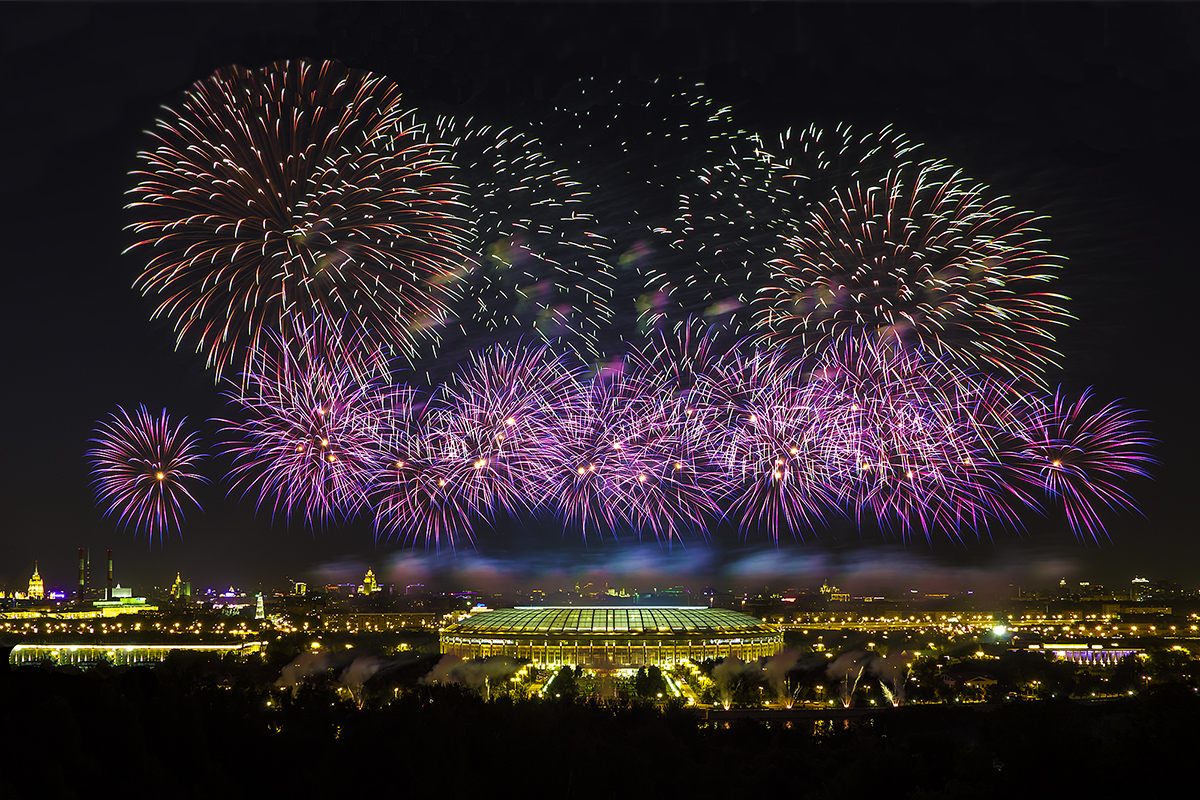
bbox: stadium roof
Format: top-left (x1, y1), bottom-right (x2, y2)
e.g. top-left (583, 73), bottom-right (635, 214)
top-left (445, 606), bottom-right (777, 638)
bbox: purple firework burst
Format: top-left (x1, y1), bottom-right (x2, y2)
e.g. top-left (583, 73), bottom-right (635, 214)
top-left (1006, 389), bottom-right (1155, 541)
top-left (371, 389), bottom-right (483, 551)
top-left (802, 339), bottom-right (1015, 540)
top-left (705, 349), bottom-right (838, 540)
top-left (220, 315), bottom-right (392, 526)
top-left (88, 405), bottom-right (207, 540)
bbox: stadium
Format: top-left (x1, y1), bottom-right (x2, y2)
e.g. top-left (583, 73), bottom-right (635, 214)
top-left (440, 606), bottom-right (782, 668)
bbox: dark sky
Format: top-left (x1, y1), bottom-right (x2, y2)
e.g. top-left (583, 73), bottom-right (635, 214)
top-left (4, 2), bottom-right (1197, 598)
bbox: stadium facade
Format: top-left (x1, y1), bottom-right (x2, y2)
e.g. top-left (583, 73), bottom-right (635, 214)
top-left (440, 606), bottom-right (782, 668)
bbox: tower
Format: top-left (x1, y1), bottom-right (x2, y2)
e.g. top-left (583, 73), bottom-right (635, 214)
top-left (106, 549), bottom-right (114, 599)
top-left (28, 563), bottom-right (44, 600)
top-left (77, 548), bottom-right (88, 600)
top-left (361, 569), bottom-right (378, 594)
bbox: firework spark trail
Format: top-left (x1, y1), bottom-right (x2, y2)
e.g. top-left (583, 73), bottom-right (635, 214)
top-left (546, 75), bottom-right (757, 345)
top-left (88, 406), bottom-right (207, 540)
top-left (418, 115), bottom-right (617, 358)
top-left (219, 314), bottom-right (393, 527)
top-left (757, 160), bottom-right (1072, 384)
top-left (126, 59), bottom-right (472, 379)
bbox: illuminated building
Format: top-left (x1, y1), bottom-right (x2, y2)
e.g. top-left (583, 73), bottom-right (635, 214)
top-left (440, 606), bottom-right (782, 668)
top-left (28, 563), bottom-right (44, 600)
top-left (360, 569), bottom-right (378, 595)
top-left (9, 640), bottom-right (266, 669)
top-left (170, 572), bottom-right (191, 599)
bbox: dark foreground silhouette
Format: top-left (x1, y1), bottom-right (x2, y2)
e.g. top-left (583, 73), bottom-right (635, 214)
top-left (2, 652), bottom-right (1196, 799)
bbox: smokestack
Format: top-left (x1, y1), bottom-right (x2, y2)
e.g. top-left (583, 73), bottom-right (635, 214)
top-left (107, 549), bottom-right (114, 599)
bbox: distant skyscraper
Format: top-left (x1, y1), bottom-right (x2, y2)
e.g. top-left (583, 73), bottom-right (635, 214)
top-left (361, 569), bottom-right (378, 595)
top-left (28, 563), bottom-right (44, 600)
top-left (170, 572), bottom-right (191, 599)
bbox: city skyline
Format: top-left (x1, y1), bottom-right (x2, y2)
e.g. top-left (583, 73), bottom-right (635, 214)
top-left (4, 3), bottom-right (1196, 593)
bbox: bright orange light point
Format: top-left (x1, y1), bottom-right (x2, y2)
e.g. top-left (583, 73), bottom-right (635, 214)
top-left (155, 472), bottom-right (165, 481)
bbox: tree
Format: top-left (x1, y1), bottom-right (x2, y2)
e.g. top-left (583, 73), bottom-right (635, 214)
top-left (548, 665), bottom-right (578, 700)
top-left (634, 665), bottom-right (668, 699)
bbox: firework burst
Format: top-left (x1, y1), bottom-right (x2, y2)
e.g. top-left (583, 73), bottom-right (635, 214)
top-left (803, 339), bottom-right (1015, 539)
top-left (431, 342), bottom-right (581, 518)
top-left (127, 59), bottom-right (471, 378)
top-left (371, 390), bottom-right (484, 551)
top-left (1005, 389), bottom-right (1155, 541)
top-left (421, 116), bottom-right (616, 357)
top-left (703, 349), bottom-right (838, 540)
top-left (757, 160), bottom-right (1072, 383)
top-left (220, 314), bottom-right (392, 526)
top-left (88, 406), bottom-right (207, 540)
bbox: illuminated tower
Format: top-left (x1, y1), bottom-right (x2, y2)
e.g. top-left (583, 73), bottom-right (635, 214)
top-left (361, 569), bottom-right (378, 595)
top-left (106, 549), bottom-right (114, 599)
top-left (28, 563), bottom-right (44, 600)
top-left (170, 572), bottom-right (191, 599)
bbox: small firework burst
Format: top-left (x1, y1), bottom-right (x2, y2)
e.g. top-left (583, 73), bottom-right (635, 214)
top-left (88, 406), bottom-right (207, 540)
top-left (1008, 389), bottom-right (1156, 541)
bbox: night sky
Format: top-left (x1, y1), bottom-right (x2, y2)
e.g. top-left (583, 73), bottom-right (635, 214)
top-left (4, 2), bottom-right (1197, 598)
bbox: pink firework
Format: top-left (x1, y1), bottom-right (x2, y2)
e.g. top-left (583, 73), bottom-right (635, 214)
top-left (803, 339), bottom-right (1011, 540)
top-left (708, 349), bottom-right (839, 540)
top-left (371, 390), bottom-right (484, 551)
top-left (88, 406), bottom-right (207, 540)
top-left (220, 314), bottom-right (392, 526)
top-left (433, 342), bottom-right (582, 517)
top-left (538, 363), bottom-right (719, 542)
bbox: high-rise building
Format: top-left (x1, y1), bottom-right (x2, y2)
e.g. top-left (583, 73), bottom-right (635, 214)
top-left (77, 547), bottom-right (88, 600)
top-left (360, 569), bottom-right (378, 595)
top-left (169, 572), bottom-right (192, 599)
top-left (28, 563), bottom-right (44, 600)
